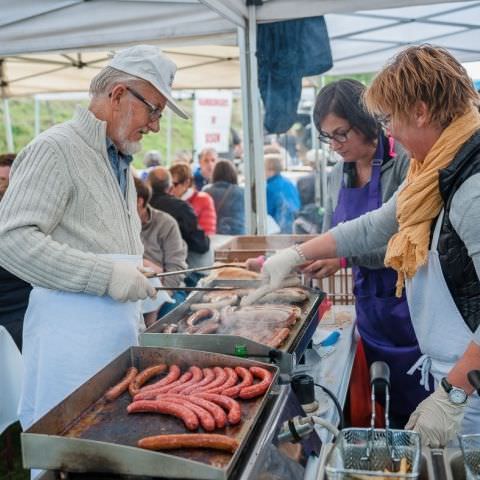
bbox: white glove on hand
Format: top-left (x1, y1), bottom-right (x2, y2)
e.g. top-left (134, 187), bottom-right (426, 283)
top-left (107, 262), bottom-right (157, 302)
top-left (241, 247), bottom-right (303, 305)
top-left (405, 385), bottom-right (466, 447)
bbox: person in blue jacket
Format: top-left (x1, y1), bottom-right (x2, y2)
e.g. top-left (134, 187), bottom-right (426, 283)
top-left (265, 153), bottom-right (300, 233)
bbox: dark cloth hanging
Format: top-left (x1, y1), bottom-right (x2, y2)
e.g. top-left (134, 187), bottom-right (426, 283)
top-left (257, 16), bottom-right (332, 134)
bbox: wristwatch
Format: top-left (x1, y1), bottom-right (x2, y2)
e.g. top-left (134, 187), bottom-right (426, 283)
top-left (441, 377), bottom-right (468, 405)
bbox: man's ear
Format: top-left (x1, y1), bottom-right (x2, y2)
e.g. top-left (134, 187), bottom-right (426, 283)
top-left (109, 84), bottom-right (127, 111)
top-left (136, 197), bottom-right (144, 209)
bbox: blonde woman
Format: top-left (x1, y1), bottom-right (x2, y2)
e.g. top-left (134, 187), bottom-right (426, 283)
top-left (245, 45), bottom-right (480, 446)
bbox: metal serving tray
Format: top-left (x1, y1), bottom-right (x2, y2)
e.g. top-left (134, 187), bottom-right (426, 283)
top-left (22, 347), bottom-right (278, 480)
top-left (140, 280), bottom-right (325, 373)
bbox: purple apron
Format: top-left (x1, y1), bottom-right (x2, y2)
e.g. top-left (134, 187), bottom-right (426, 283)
top-left (331, 138), bottom-right (430, 419)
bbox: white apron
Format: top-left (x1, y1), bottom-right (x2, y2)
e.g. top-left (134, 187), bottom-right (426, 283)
top-left (19, 254), bottom-right (142, 430)
top-left (406, 211), bottom-right (480, 437)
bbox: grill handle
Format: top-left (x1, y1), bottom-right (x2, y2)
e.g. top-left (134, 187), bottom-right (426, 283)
top-left (467, 369), bottom-right (480, 395)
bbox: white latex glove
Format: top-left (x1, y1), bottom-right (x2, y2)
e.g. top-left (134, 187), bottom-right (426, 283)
top-left (405, 385), bottom-right (466, 447)
top-left (107, 262), bottom-right (157, 303)
top-left (242, 247), bottom-right (303, 305)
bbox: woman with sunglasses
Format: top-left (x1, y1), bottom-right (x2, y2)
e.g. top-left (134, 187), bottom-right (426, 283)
top-left (314, 79), bottom-right (430, 427)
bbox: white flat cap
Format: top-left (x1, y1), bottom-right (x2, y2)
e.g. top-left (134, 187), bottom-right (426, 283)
top-left (109, 45), bottom-right (188, 119)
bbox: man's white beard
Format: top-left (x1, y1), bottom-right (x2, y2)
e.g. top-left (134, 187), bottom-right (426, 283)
top-left (116, 106), bottom-right (143, 155)
top-left (118, 140), bottom-right (142, 156)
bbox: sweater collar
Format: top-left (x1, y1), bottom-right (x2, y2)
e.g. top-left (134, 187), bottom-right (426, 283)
top-left (72, 106), bottom-right (108, 153)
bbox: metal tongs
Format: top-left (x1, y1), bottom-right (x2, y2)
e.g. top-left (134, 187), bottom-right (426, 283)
top-left (144, 263), bottom-right (246, 279)
top-left (362, 361), bottom-right (400, 470)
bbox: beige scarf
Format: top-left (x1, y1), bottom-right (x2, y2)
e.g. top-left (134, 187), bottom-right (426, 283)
top-left (385, 107), bottom-right (480, 297)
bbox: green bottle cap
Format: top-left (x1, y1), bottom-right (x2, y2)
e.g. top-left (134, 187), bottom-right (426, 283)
top-left (234, 344), bottom-right (248, 357)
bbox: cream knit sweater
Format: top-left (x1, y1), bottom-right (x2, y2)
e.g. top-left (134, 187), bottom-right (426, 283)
top-left (0, 107), bottom-right (143, 295)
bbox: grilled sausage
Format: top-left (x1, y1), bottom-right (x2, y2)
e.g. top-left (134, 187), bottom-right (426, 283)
top-left (134, 371), bottom-right (193, 400)
top-left (138, 434), bottom-right (239, 453)
top-left (186, 308), bottom-right (219, 327)
top-left (205, 367), bottom-right (238, 394)
top-left (194, 393), bottom-right (241, 425)
top-left (182, 368), bottom-right (215, 394)
top-left (129, 364), bottom-right (167, 397)
top-left (194, 367), bottom-right (227, 393)
top-left (156, 393), bottom-right (227, 429)
top-left (105, 367), bottom-right (138, 401)
top-left (127, 400), bottom-right (199, 431)
top-left (222, 366), bottom-right (253, 397)
top-left (155, 395), bottom-right (215, 432)
top-left (195, 320), bottom-right (220, 335)
top-left (139, 364), bottom-right (181, 393)
top-left (169, 366), bottom-right (203, 394)
top-left (182, 396), bottom-right (227, 429)
top-left (239, 367), bottom-right (273, 400)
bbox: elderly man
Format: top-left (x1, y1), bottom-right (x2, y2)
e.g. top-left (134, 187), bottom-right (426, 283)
top-left (194, 147), bottom-right (218, 190)
top-left (0, 45), bottom-right (187, 430)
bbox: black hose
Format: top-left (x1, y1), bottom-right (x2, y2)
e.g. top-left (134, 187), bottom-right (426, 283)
top-left (315, 382), bottom-right (345, 431)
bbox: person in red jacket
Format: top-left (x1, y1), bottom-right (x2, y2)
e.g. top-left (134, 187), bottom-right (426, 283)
top-left (170, 163), bottom-right (217, 235)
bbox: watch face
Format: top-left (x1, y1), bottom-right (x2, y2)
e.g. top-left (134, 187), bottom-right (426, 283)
top-left (450, 388), bottom-right (467, 404)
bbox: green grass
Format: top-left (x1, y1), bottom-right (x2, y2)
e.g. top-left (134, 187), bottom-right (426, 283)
top-left (0, 423), bottom-right (28, 480)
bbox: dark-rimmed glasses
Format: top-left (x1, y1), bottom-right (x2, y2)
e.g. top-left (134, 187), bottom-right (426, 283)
top-left (126, 86), bottom-right (163, 121)
top-left (318, 126), bottom-right (353, 145)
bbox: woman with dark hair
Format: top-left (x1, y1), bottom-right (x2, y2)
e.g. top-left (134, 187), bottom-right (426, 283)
top-left (249, 79), bottom-right (428, 427)
top-left (317, 79), bottom-right (429, 427)
top-left (204, 160), bottom-right (245, 235)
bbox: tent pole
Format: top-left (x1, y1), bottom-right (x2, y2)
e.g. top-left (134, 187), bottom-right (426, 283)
top-left (3, 98), bottom-right (14, 152)
top-left (247, 4), bottom-right (267, 235)
top-left (238, 26), bottom-right (253, 234)
top-left (238, 5), bottom-right (267, 235)
top-left (310, 86), bottom-right (322, 208)
top-left (166, 106), bottom-right (172, 164)
top-left (34, 96), bottom-right (41, 137)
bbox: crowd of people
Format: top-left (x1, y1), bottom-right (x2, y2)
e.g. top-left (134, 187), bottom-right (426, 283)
top-left (2, 42), bottom-right (480, 467)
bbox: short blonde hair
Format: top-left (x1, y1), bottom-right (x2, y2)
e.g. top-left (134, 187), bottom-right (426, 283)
top-left (364, 45), bottom-right (479, 128)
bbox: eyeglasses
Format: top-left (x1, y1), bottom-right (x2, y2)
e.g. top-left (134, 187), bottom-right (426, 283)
top-left (318, 126), bottom-right (353, 145)
top-left (126, 86), bottom-right (163, 121)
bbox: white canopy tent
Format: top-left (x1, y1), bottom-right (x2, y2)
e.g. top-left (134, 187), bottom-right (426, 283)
top-left (1, 1), bottom-right (480, 96)
top-left (1, 0), bottom-right (480, 232)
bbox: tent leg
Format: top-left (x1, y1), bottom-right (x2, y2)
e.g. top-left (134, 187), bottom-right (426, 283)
top-left (34, 96), bottom-right (41, 137)
top-left (238, 5), bottom-right (267, 235)
top-left (3, 98), bottom-right (14, 152)
top-left (166, 107), bottom-right (172, 165)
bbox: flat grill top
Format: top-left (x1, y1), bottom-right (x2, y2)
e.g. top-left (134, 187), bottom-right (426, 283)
top-left (144, 280), bottom-right (324, 354)
top-left (25, 347), bottom-right (278, 479)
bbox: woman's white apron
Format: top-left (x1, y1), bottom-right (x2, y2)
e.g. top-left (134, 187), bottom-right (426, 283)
top-left (406, 211), bottom-right (479, 437)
